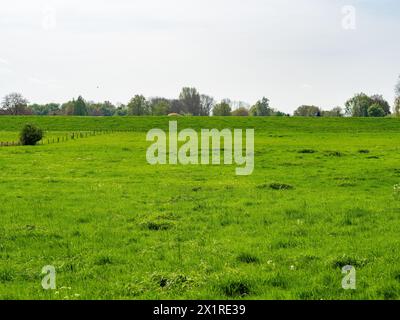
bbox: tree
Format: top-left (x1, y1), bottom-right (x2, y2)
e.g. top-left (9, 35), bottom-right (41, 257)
top-left (87, 101), bottom-right (116, 116)
top-left (149, 98), bottom-right (170, 116)
top-left (274, 111), bottom-right (290, 117)
top-left (395, 97), bottom-right (400, 117)
top-left (249, 97), bottom-right (273, 116)
top-left (1, 93), bottom-right (29, 115)
top-left (367, 104), bottom-right (385, 117)
top-left (370, 95), bottom-right (391, 115)
top-left (127, 95), bottom-right (149, 116)
top-left (179, 87), bottom-right (201, 115)
top-left (200, 95), bottom-right (214, 116)
top-left (114, 103), bottom-right (128, 116)
top-left (232, 107), bottom-right (249, 116)
top-left (30, 103), bottom-right (60, 115)
top-left (60, 97), bottom-right (88, 116)
top-left (100, 101), bottom-right (116, 116)
top-left (61, 100), bottom-right (75, 115)
top-left (345, 93), bottom-right (373, 117)
top-left (395, 76), bottom-right (400, 116)
top-left (169, 99), bottom-right (184, 114)
top-left (321, 107), bottom-right (343, 117)
top-left (148, 97), bottom-right (170, 115)
top-left (294, 105), bottom-right (321, 117)
top-left (212, 101), bottom-right (231, 116)
top-left (73, 96), bottom-right (88, 116)
top-left (345, 93), bottom-right (390, 117)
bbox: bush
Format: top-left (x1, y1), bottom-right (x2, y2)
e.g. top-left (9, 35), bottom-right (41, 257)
top-left (19, 123), bottom-right (43, 145)
top-left (368, 104), bottom-right (385, 117)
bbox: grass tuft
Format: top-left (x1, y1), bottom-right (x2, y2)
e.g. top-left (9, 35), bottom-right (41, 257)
top-left (237, 253), bottom-right (260, 264)
top-left (221, 281), bottom-right (251, 297)
top-left (269, 183), bottom-right (294, 190)
top-left (298, 149), bottom-right (317, 154)
top-left (94, 256), bottom-right (113, 266)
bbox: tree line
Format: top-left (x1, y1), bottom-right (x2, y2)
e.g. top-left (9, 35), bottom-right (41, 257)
top-left (1, 78), bottom-right (400, 117)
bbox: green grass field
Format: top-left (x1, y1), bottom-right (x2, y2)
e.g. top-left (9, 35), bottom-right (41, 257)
top-left (1, 116), bottom-right (400, 300)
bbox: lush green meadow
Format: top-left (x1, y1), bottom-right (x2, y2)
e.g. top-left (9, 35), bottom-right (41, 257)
top-left (1, 116), bottom-right (400, 300)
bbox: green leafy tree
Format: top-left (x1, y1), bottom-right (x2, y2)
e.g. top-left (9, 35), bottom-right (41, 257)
top-left (151, 99), bottom-right (170, 116)
top-left (127, 95), bottom-right (149, 116)
top-left (250, 97), bottom-right (273, 116)
top-left (294, 105), bottom-right (321, 117)
top-left (103, 101), bottom-right (116, 116)
top-left (30, 103), bottom-right (60, 115)
top-left (87, 101), bottom-right (116, 116)
top-left (61, 100), bottom-right (75, 115)
top-left (60, 97), bottom-right (88, 116)
top-left (232, 107), bottom-right (249, 116)
top-left (274, 111), bottom-right (289, 117)
top-left (321, 107), bottom-right (343, 117)
top-left (345, 93), bottom-right (390, 117)
top-left (148, 98), bottom-right (170, 115)
top-left (114, 103), bottom-right (128, 116)
top-left (345, 93), bottom-right (373, 117)
top-left (370, 95), bottom-right (391, 115)
top-left (212, 101), bottom-right (231, 116)
top-left (179, 87), bottom-right (201, 115)
top-left (74, 96), bottom-right (88, 116)
top-left (368, 104), bottom-right (386, 117)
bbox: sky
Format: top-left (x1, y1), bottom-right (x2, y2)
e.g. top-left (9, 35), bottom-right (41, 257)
top-left (0, 0), bottom-right (399, 113)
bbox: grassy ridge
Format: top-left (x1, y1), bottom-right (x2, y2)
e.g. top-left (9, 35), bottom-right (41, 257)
top-left (1, 116), bottom-right (400, 133)
top-left (0, 117), bottom-right (400, 299)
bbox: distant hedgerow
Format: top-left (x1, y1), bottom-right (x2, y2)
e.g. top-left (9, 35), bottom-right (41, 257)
top-left (19, 123), bottom-right (43, 146)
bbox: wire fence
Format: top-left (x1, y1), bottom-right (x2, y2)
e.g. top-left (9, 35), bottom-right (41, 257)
top-left (0, 129), bottom-right (132, 147)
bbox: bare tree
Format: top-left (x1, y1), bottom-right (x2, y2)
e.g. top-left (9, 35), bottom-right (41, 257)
top-left (200, 94), bottom-right (215, 116)
top-left (1, 93), bottom-right (29, 115)
top-left (394, 76), bottom-right (400, 116)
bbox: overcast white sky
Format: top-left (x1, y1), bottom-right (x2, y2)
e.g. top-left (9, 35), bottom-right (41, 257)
top-left (0, 0), bottom-right (399, 112)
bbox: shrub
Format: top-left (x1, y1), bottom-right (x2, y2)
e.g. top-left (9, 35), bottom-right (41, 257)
top-left (19, 123), bottom-right (43, 145)
top-left (368, 104), bottom-right (386, 117)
